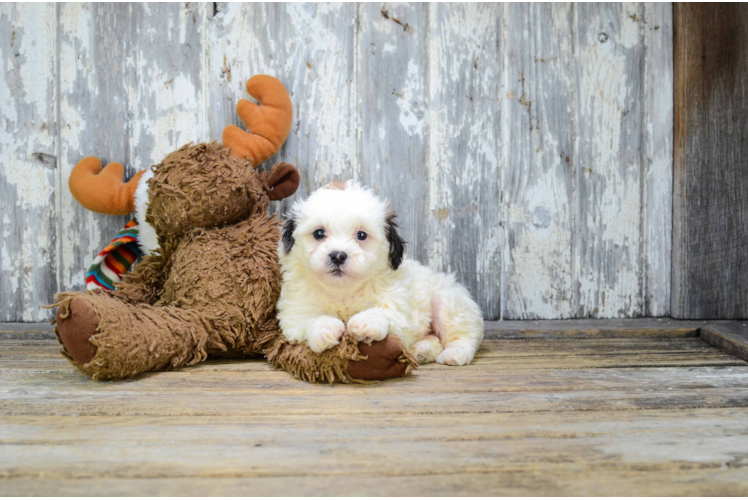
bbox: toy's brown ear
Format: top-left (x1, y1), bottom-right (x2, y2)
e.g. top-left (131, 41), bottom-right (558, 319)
top-left (266, 162), bottom-right (300, 201)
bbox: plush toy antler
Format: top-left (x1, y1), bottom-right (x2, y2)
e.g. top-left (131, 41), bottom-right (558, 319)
top-left (223, 74), bottom-right (294, 165)
top-left (68, 159), bottom-right (145, 216)
top-left (68, 75), bottom-right (295, 216)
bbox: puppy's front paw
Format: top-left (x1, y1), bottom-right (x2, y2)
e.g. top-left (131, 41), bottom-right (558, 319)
top-left (347, 309), bottom-right (389, 344)
top-left (436, 341), bottom-right (476, 366)
top-left (308, 316), bottom-right (346, 353)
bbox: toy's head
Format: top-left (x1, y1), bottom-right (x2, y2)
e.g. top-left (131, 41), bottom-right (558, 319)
top-left (68, 75), bottom-right (299, 253)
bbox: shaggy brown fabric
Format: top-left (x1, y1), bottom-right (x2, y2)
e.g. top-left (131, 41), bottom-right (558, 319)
top-left (53, 290), bottom-right (213, 380)
top-left (146, 142), bottom-right (265, 239)
top-left (264, 330), bottom-right (364, 384)
top-left (53, 142), bottom-right (417, 382)
top-left (265, 333), bottom-right (418, 383)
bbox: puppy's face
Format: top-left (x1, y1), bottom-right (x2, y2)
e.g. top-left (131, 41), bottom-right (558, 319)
top-left (280, 181), bottom-right (405, 287)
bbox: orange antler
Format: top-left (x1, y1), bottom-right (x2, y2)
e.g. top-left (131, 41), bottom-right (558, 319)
top-left (222, 75), bottom-right (293, 166)
top-left (68, 157), bottom-right (144, 215)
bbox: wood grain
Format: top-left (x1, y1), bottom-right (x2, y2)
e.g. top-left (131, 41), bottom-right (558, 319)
top-left (502, 3), bottom-right (576, 319)
top-left (2, 410), bottom-right (748, 481)
top-left (643, 3), bottom-right (673, 317)
top-left (359, 3), bottom-right (430, 264)
top-left (208, 3), bottom-right (358, 218)
top-left (700, 323), bottom-right (748, 362)
top-left (4, 468), bottom-right (747, 497)
top-left (1, 3), bottom-right (679, 321)
top-left (485, 317), bottom-right (705, 338)
top-left (0, 317), bottom-right (718, 340)
top-left (427, 3), bottom-right (502, 320)
top-left (0, 323), bottom-right (54, 340)
top-left (2, 336), bottom-right (743, 374)
top-left (2, 335), bottom-right (748, 495)
top-left (0, 4), bottom-right (58, 321)
top-left (672, 4), bottom-right (748, 319)
top-left (574, 3), bottom-right (645, 318)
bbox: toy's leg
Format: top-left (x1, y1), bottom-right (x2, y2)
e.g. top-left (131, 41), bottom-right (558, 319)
top-left (264, 328), bottom-right (418, 384)
top-left (54, 291), bottom-right (224, 380)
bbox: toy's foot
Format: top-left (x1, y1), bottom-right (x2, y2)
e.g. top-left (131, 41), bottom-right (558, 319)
top-left (347, 335), bottom-right (412, 380)
top-left (56, 298), bottom-right (99, 364)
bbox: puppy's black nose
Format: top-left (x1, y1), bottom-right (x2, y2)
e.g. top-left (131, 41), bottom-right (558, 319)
top-left (329, 251), bottom-right (347, 266)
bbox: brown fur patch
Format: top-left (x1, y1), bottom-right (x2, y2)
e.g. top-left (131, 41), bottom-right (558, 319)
top-left (146, 142), bottom-right (268, 240)
top-left (325, 180), bottom-right (348, 190)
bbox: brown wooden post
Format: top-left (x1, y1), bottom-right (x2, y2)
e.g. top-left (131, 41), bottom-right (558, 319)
top-left (673, 3), bottom-right (748, 318)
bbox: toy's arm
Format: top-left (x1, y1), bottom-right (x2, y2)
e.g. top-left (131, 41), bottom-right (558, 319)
top-left (110, 252), bottom-right (171, 305)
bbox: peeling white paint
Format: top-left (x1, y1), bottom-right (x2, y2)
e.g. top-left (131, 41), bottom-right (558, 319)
top-left (574, 3), bottom-right (644, 318)
top-left (16, 5), bottom-right (54, 125)
top-left (397, 59), bottom-right (427, 137)
top-left (2, 3), bottom-right (674, 322)
top-left (1, 3), bottom-right (57, 321)
top-left (209, 3), bottom-right (358, 194)
top-left (642, 3), bottom-right (673, 317)
top-left (501, 3), bottom-right (576, 319)
top-left (3, 158), bottom-right (54, 209)
top-left (427, 3), bottom-right (502, 318)
top-left (619, 3), bottom-right (642, 49)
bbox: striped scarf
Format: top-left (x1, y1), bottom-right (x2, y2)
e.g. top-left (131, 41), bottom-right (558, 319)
top-left (86, 219), bottom-right (142, 290)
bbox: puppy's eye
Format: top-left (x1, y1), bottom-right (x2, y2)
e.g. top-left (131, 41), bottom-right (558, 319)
top-left (313, 229), bottom-right (326, 240)
top-left (356, 231), bottom-right (368, 241)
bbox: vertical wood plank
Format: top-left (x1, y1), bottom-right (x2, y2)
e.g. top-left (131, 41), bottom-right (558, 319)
top-left (59, 3), bottom-right (131, 292)
top-left (58, 3), bottom-right (205, 292)
top-left (359, 3), bottom-right (430, 263)
top-left (128, 3), bottom-right (207, 171)
top-left (427, 4), bottom-right (502, 320)
top-left (208, 3), bottom-right (358, 216)
top-left (574, 3), bottom-right (645, 318)
top-left (501, 3), bottom-right (576, 319)
top-left (0, 3), bottom-right (57, 321)
top-left (642, 3), bottom-right (672, 317)
top-left (672, 4), bottom-right (748, 318)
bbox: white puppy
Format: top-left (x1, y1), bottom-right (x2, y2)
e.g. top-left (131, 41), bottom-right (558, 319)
top-left (276, 181), bottom-right (484, 365)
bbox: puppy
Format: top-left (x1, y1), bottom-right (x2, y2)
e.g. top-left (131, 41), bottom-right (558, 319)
top-left (276, 181), bottom-right (484, 365)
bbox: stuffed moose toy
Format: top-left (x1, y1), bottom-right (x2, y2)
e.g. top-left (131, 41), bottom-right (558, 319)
top-left (53, 75), bottom-right (416, 382)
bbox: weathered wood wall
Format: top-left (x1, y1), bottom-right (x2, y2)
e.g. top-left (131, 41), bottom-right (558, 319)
top-left (1, 3), bottom-right (673, 321)
top-left (672, 3), bottom-right (748, 319)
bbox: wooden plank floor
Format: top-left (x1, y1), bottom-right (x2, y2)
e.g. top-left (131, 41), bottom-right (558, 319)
top-left (2, 323), bottom-right (748, 495)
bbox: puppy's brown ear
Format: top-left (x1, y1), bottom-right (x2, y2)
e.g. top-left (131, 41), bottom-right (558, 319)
top-left (385, 212), bottom-right (406, 270)
top-left (266, 162), bottom-right (300, 201)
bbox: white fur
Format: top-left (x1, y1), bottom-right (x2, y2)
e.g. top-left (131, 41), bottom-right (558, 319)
top-left (133, 168), bottom-right (159, 256)
top-left (276, 181), bottom-right (484, 366)
top-left (307, 315), bottom-right (346, 353)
